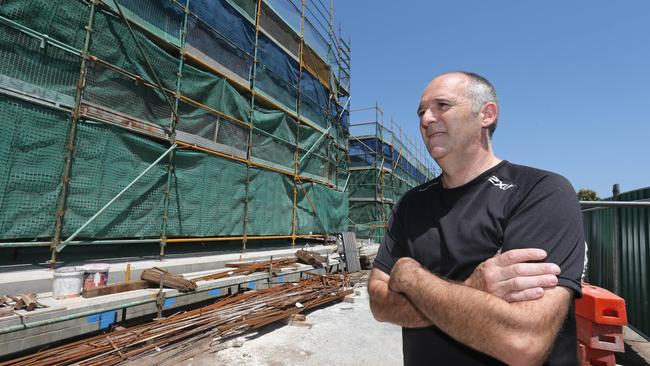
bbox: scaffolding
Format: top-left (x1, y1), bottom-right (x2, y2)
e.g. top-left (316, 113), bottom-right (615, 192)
top-left (0, 0), bottom-right (351, 264)
top-left (348, 105), bottom-right (437, 243)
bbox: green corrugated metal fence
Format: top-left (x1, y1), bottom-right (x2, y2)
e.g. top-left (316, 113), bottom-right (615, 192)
top-left (583, 187), bottom-right (650, 338)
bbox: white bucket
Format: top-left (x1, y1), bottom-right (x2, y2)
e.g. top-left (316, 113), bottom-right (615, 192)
top-left (53, 266), bottom-right (85, 299)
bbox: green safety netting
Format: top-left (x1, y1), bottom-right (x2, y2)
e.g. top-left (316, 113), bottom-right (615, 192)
top-left (84, 62), bottom-right (174, 127)
top-left (181, 64), bottom-right (252, 123)
top-left (0, 0), bottom-right (350, 245)
top-left (296, 182), bottom-right (348, 234)
top-left (348, 169), bottom-right (414, 201)
top-left (62, 121), bottom-right (168, 238)
top-left (298, 123), bottom-right (331, 180)
top-left (0, 95), bottom-right (68, 239)
top-left (90, 7), bottom-right (179, 91)
top-left (348, 169), bottom-right (378, 198)
top-left (177, 100), bottom-right (249, 154)
top-left (0, 0), bottom-right (89, 50)
top-left (228, 0), bottom-right (257, 21)
top-left (246, 167), bottom-right (294, 236)
top-left (0, 21), bottom-right (79, 108)
top-left (347, 164), bottom-right (424, 241)
top-left (251, 107), bottom-right (297, 171)
top-left (167, 150), bottom-right (247, 237)
top-left (348, 201), bottom-right (389, 241)
top-left (108, 0), bottom-right (184, 45)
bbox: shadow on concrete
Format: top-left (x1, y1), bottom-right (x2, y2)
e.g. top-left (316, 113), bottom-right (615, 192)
top-left (618, 343), bottom-right (650, 366)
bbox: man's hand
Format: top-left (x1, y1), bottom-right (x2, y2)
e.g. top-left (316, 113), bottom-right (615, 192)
top-left (368, 267), bottom-right (433, 328)
top-left (388, 257), bottom-right (422, 294)
top-left (464, 248), bottom-right (561, 302)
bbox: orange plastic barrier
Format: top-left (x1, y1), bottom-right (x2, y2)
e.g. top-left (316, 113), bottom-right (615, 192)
top-left (583, 345), bottom-right (617, 366)
top-left (577, 342), bottom-right (588, 366)
top-left (576, 316), bottom-right (624, 352)
top-left (576, 283), bottom-right (627, 326)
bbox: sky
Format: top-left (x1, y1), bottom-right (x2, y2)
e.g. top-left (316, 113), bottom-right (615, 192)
top-left (334, 0), bottom-right (649, 199)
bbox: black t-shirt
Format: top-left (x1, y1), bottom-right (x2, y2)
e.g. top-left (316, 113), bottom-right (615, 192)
top-left (374, 161), bottom-right (585, 366)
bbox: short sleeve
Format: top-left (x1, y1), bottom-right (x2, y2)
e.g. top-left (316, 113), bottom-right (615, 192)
top-left (502, 175), bottom-right (585, 297)
top-left (373, 197), bottom-right (409, 275)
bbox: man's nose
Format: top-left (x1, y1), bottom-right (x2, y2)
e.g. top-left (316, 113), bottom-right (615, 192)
top-left (420, 109), bottom-right (437, 127)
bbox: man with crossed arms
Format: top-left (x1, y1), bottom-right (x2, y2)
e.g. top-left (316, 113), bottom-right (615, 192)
top-left (369, 72), bottom-right (584, 365)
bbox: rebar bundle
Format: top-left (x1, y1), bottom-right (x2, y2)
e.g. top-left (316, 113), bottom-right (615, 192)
top-left (193, 257), bottom-right (298, 282)
top-left (1, 273), bottom-right (351, 366)
top-left (141, 267), bottom-right (197, 292)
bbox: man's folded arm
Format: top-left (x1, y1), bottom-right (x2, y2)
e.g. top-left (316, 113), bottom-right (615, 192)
top-left (391, 258), bottom-right (573, 366)
top-left (367, 267), bottom-right (432, 328)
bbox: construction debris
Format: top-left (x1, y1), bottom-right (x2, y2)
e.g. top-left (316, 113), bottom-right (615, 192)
top-left (1, 294), bottom-right (44, 312)
top-left (0, 274), bottom-right (351, 366)
top-left (295, 249), bottom-right (325, 268)
top-left (193, 257), bottom-right (297, 282)
top-left (141, 267), bottom-right (196, 292)
top-left (359, 243), bottom-right (379, 269)
top-left (0, 296), bottom-right (13, 318)
top-left (282, 313), bottom-right (313, 328)
top-left (341, 232), bottom-right (361, 272)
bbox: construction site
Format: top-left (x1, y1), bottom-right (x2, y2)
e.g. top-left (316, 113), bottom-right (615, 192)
top-left (1, 0), bottom-right (649, 365)
top-left (348, 105), bottom-right (436, 243)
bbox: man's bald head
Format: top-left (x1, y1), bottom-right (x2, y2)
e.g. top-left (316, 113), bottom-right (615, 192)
top-left (433, 72), bottom-right (499, 137)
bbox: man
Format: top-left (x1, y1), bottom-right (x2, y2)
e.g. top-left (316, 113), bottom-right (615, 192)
top-left (368, 72), bottom-right (585, 365)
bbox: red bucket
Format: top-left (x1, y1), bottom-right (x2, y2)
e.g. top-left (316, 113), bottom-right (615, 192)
top-left (83, 263), bottom-right (110, 290)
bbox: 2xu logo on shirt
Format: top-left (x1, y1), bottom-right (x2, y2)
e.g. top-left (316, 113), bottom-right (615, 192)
top-left (488, 175), bottom-right (515, 190)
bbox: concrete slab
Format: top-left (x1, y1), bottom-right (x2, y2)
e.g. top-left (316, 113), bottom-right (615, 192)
top-left (191, 285), bottom-right (403, 366)
top-left (623, 326), bottom-right (650, 364)
top-left (0, 246), bottom-right (338, 294)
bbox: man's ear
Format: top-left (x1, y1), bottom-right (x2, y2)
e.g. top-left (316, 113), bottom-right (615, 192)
top-left (480, 102), bottom-right (498, 129)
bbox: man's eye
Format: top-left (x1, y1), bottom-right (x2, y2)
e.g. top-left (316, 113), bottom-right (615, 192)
top-left (437, 102), bottom-right (449, 108)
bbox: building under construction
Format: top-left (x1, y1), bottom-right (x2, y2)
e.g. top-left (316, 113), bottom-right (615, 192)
top-left (0, 0), bottom-right (351, 264)
top-left (348, 106), bottom-right (437, 243)
top-left (0, 0), bottom-right (359, 359)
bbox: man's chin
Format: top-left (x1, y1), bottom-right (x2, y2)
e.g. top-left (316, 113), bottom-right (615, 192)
top-left (426, 147), bottom-right (448, 160)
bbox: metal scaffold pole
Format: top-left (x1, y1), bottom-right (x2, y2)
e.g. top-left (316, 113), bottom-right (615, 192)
top-left (612, 183), bottom-right (621, 295)
top-left (107, 0), bottom-right (183, 259)
top-left (159, 0), bottom-right (190, 260)
top-left (290, 0), bottom-right (307, 247)
top-left (50, 0), bottom-right (98, 267)
top-left (242, 0), bottom-right (264, 253)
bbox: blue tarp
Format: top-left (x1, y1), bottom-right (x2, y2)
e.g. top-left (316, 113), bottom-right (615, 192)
top-left (186, 16), bottom-right (253, 80)
top-left (190, 0), bottom-right (255, 55)
top-left (349, 138), bottom-right (428, 184)
top-left (258, 33), bottom-right (300, 86)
